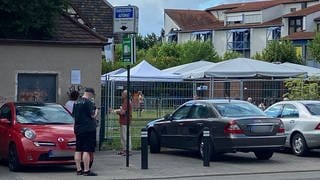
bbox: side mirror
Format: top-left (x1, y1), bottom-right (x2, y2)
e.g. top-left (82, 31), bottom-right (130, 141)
top-left (164, 114), bottom-right (171, 120)
top-left (0, 118), bottom-right (10, 124)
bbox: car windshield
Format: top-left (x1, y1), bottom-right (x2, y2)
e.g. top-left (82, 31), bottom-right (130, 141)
top-left (304, 103), bottom-right (320, 116)
top-left (16, 104), bottom-right (74, 124)
top-left (213, 102), bottom-right (265, 117)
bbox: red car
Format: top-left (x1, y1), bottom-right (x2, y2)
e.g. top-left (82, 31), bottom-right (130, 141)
top-left (0, 102), bottom-right (76, 171)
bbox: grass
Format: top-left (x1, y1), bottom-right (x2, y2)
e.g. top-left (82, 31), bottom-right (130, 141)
top-left (102, 108), bottom-right (175, 150)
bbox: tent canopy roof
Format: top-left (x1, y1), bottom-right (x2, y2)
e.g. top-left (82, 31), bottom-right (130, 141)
top-left (109, 60), bottom-right (183, 82)
top-left (280, 62), bottom-right (320, 77)
top-left (204, 58), bottom-right (306, 78)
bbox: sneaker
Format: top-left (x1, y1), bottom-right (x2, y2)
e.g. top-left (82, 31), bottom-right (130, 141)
top-left (76, 170), bottom-right (83, 175)
top-left (83, 171), bottom-right (98, 176)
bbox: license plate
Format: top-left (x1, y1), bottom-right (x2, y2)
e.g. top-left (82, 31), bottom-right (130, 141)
top-left (48, 150), bottom-right (74, 158)
top-left (250, 125), bottom-right (272, 133)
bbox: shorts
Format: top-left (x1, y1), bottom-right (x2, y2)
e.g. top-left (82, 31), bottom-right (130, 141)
top-left (76, 131), bottom-right (96, 152)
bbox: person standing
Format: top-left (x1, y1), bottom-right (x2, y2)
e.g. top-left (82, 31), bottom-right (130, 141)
top-left (116, 90), bottom-right (132, 155)
top-left (65, 90), bottom-right (79, 113)
top-left (73, 88), bottom-right (98, 176)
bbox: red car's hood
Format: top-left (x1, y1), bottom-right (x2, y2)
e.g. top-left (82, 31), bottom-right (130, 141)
top-left (20, 124), bottom-right (75, 141)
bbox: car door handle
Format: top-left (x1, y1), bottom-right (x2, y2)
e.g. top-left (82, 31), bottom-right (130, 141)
top-left (178, 122), bottom-right (184, 126)
top-left (196, 123), bottom-right (203, 126)
top-left (290, 120), bottom-right (295, 123)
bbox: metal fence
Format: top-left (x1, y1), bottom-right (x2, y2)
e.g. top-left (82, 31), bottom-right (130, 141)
top-left (100, 79), bottom-right (288, 149)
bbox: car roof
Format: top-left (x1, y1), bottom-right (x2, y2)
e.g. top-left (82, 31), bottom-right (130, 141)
top-left (13, 102), bottom-right (59, 106)
top-left (276, 100), bottom-right (320, 105)
top-left (188, 99), bottom-right (248, 104)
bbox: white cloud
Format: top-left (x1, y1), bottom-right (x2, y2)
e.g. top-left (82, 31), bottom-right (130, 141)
top-left (107, 0), bottom-right (263, 35)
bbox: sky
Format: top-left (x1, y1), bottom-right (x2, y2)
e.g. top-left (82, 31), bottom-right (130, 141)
top-left (108, 0), bottom-right (261, 35)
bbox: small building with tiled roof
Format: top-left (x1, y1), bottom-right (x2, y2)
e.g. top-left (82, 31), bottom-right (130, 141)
top-left (0, 12), bottom-right (106, 106)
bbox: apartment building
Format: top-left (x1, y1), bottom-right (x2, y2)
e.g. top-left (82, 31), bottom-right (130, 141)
top-left (164, 0), bottom-right (320, 63)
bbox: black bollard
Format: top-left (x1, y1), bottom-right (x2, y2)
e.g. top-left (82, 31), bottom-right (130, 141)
top-left (203, 127), bottom-right (210, 167)
top-left (141, 128), bottom-right (148, 169)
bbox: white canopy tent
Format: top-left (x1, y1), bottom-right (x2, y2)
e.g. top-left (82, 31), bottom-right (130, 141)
top-left (109, 60), bottom-right (183, 82)
top-left (162, 60), bottom-right (216, 79)
top-left (204, 58), bottom-right (307, 78)
top-left (101, 68), bottom-right (126, 83)
top-left (279, 62), bottom-right (320, 77)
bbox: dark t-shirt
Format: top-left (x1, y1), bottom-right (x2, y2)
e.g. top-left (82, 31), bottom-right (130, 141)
top-left (72, 97), bottom-right (96, 135)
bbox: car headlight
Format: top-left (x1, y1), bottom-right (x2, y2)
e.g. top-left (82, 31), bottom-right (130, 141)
top-left (22, 128), bottom-right (36, 140)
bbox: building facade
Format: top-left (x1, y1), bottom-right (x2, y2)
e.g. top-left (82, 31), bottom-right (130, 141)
top-left (164, 0), bottom-right (320, 64)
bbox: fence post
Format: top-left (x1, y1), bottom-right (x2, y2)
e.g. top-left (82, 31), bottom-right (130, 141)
top-left (141, 128), bottom-right (148, 169)
top-left (203, 127), bottom-right (210, 167)
top-left (99, 105), bottom-right (105, 151)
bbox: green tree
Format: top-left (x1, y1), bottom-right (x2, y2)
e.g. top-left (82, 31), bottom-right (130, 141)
top-left (223, 51), bottom-right (242, 60)
top-left (308, 32), bottom-right (320, 62)
top-left (0, 0), bottom-right (66, 39)
top-left (136, 33), bottom-right (160, 50)
top-left (179, 41), bottom-right (220, 63)
top-left (284, 77), bottom-right (320, 100)
top-left (261, 40), bottom-right (300, 63)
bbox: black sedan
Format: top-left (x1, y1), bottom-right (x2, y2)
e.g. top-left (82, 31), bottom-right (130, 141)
top-left (147, 99), bottom-right (286, 160)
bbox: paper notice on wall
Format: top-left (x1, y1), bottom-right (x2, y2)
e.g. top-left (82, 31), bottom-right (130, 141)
top-left (71, 70), bottom-right (81, 85)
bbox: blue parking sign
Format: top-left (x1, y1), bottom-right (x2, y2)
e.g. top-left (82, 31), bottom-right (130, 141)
top-left (115, 7), bottom-right (134, 18)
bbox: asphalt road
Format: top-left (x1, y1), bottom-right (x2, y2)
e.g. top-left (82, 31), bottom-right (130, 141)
top-left (1, 149), bottom-right (320, 180)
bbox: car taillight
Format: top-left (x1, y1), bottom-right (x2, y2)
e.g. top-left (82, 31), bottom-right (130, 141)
top-left (278, 120), bottom-right (285, 133)
top-left (224, 120), bottom-right (243, 134)
top-left (315, 123), bottom-right (320, 130)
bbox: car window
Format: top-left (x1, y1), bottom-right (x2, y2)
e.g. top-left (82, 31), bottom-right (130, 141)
top-left (265, 104), bottom-right (283, 118)
top-left (304, 103), bottom-right (320, 115)
top-left (15, 104), bottom-right (74, 124)
top-left (213, 102), bottom-right (265, 117)
top-left (190, 105), bottom-right (212, 119)
top-left (281, 104), bottom-right (299, 118)
top-left (171, 105), bottom-right (192, 120)
top-left (0, 105), bottom-right (12, 122)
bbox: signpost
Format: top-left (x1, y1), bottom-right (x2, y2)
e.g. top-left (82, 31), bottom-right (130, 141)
top-left (113, 6), bottom-right (138, 34)
top-left (113, 5), bottom-right (138, 168)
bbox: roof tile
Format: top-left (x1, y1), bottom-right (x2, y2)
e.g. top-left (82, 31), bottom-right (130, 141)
top-left (284, 31), bottom-right (316, 40)
top-left (283, 3), bottom-right (320, 17)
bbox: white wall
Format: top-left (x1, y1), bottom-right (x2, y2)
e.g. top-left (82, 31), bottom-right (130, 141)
top-left (209, 10), bottom-right (225, 21)
top-left (281, 18), bottom-right (289, 37)
top-left (262, 5), bottom-right (283, 22)
top-left (282, 3), bottom-right (302, 15)
top-left (164, 13), bottom-right (180, 40)
top-left (178, 32), bottom-right (192, 43)
top-left (250, 28), bottom-right (267, 57)
top-left (306, 11), bottom-right (320, 32)
top-left (213, 30), bottom-right (227, 57)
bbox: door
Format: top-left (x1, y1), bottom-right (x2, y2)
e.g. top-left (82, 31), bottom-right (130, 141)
top-left (162, 104), bottom-right (192, 148)
top-left (17, 74), bottom-right (57, 103)
top-left (281, 104), bottom-right (299, 134)
top-left (178, 104), bottom-right (214, 150)
top-left (0, 104), bottom-right (13, 159)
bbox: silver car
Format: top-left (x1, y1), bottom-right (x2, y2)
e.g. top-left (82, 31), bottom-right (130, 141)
top-left (265, 100), bottom-right (320, 156)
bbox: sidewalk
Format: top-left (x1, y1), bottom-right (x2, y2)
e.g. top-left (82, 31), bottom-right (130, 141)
top-left (90, 150), bottom-right (320, 180)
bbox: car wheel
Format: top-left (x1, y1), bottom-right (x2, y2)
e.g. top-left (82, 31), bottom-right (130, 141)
top-left (8, 144), bottom-right (21, 172)
top-left (254, 150), bottom-right (274, 160)
top-left (291, 133), bottom-right (308, 156)
top-left (199, 137), bottom-right (218, 160)
top-left (149, 130), bottom-right (160, 153)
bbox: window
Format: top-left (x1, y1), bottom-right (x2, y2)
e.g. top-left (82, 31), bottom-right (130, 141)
top-left (317, 24), bottom-right (320, 32)
top-left (168, 34), bottom-right (177, 43)
top-left (232, 30), bottom-right (250, 50)
top-left (302, 2), bottom-right (307, 9)
top-left (265, 104), bottom-right (283, 118)
top-left (194, 32), bottom-right (212, 42)
top-left (171, 105), bottom-right (192, 120)
top-left (190, 105), bottom-right (212, 119)
top-left (304, 103), bottom-right (320, 115)
top-left (0, 105), bottom-right (12, 122)
top-left (213, 102), bottom-right (265, 118)
top-left (290, 8), bottom-right (296, 12)
top-left (288, 17), bottom-right (303, 35)
top-left (281, 104), bottom-right (299, 118)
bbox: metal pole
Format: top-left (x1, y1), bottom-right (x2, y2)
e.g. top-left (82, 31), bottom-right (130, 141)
top-left (203, 127), bottom-right (210, 167)
top-left (126, 65), bottom-right (130, 167)
top-left (141, 128), bottom-right (148, 169)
